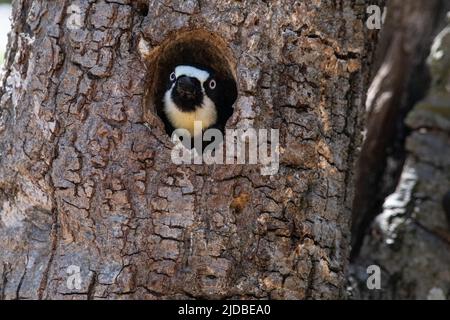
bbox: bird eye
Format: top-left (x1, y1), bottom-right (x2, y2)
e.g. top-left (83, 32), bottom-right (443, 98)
top-left (209, 79), bottom-right (216, 90)
top-left (170, 72), bottom-right (176, 81)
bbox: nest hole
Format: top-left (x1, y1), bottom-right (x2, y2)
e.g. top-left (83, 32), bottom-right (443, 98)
top-left (145, 30), bottom-right (238, 137)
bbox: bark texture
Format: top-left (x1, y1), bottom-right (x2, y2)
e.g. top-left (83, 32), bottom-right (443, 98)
top-left (0, 0), bottom-right (378, 299)
top-left (349, 12), bottom-right (450, 300)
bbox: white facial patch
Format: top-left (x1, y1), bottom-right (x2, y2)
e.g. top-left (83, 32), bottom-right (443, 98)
top-left (175, 65), bottom-right (210, 84)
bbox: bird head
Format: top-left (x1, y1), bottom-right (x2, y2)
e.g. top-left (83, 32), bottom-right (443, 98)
top-left (166, 65), bottom-right (217, 112)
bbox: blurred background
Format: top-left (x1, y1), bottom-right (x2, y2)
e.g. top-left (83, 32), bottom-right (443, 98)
top-left (349, 1), bottom-right (450, 300)
top-left (0, 0), bottom-right (11, 66)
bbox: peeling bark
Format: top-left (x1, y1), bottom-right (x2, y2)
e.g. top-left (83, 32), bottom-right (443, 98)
top-left (0, 0), bottom-right (379, 299)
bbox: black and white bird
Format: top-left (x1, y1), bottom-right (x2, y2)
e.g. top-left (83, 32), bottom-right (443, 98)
top-left (161, 65), bottom-right (236, 138)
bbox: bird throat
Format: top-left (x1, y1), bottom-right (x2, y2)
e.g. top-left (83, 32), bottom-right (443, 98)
top-left (164, 89), bottom-right (218, 136)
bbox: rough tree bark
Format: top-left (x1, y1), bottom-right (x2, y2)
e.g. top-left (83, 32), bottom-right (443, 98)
top-left (0, 0), bottom-right (379, 299)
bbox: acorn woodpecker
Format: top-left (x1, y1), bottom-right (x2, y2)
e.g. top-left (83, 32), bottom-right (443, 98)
top-left (161, 65), bottom-right (236, 137)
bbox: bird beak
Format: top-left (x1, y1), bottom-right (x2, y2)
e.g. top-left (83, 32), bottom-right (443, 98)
top-left (176, 76), bottom-right (196, 100)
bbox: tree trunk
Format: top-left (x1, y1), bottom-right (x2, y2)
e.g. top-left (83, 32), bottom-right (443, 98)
top-left (349, 4), bottom-right (450, 300)
top-left (351, 0), bottom-right (450, 258)
top-left (0, 0), bottom-right (379, 299)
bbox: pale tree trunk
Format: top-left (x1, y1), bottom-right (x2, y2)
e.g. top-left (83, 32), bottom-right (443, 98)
top-left (0, 0), bottom-right (379, 299)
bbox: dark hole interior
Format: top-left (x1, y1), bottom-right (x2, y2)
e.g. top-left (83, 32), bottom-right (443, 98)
top-left (133, 0), bottom-right (149, 16)
top-left (149, 33), bottom-right (238, 137)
